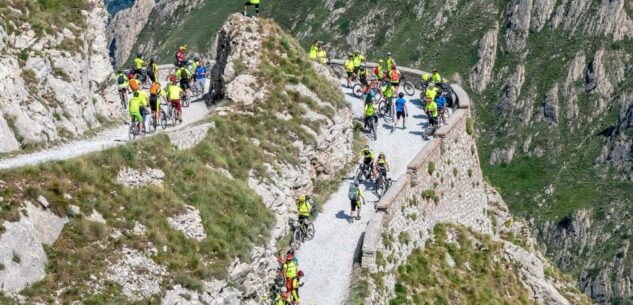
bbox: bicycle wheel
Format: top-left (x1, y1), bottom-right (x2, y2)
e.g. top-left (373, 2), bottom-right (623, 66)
top-left (404, 81), bottom-right (415, 96)
top-left (352, 84), bottom-right (364, 98)
top-left (292, 229), bottom-right (303, 249)
top-left (171, 109), bottom-right (177, 126)
top-left (128, 124), bottom-right (136, 140)
top-left (160, 111), bottom-right (168, 129)
top-left (331, 65), bottom-right (344, 78)
top-left (183, 97), bottom-right (190, 108)
top-left (372, 120), bottom-right (378, 140)
top-left (304, 222), bottom-right (315, 241)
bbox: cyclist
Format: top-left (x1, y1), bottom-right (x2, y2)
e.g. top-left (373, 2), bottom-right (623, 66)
top-left (167, 75), bottom-right (184, 123)
top-left (175, 45), bottom-right (187, 67)
top-left (425, 82), bottom-right (439, 103)
top-left (297, 194), bottom-right (313, 225)
top-left (439, 78), bottom-right (454, 107)
top-left (149, 81), bottom-right (166, 125)
top-left (382, 82), bottom-right (395, 116)
top-left (116, 70), bottom-right (129, 108)
top-left (359, 144), bottom-right (375, 174)
top-left (317, 46), bottom-right (328, 64)
top-left (425, 96), bottom-right (439, 131)
top-left (344, 54), bottom-right (355, 88)
top-left (147, 58), bottom-right (158, 83)
top-left (388, 64), bottom-right (401, 94)
top-left (375, 152), bottom-right (390, 180)
top-left (282, 251), bottom-right (298, 291)
top-left (176, 65), bottom-right (191, 99)
top-left (431, 68), bottom-right (442, 84)
top-left (421, 72), bottom-right (431, 92)
top-left (133, 52), bottom-right (145, 81)
top-left (291, 270), bottom-right (305, 304)
top-left (386, 52), bottom-right (396, 71)
top-left (374, 59), bottom-right (385, 80)
top-left (128, 74), bottom-right (140, 93)
top-left (274, 287), bottom-right (292, 305)
top-left (128, 91), bottom-right (146, 134)
top-left (394, 92), bottom-right (408, 129)
top-left (195, 60), bottom-right (208, 95)
top-left (352, 51), bottom-right (365, 76)
top-left (435, 91), bottom-right (448, 125)
top-left (348, 180), bottom-right (365, 221)
top-left (363, 97), bottom-right (377, 132)
top-left (309, 40), bottom-right (320, 60)
top-left (244, 0), bottom-right (260, 17)
top-left (358, 64), bottom-right (369, 90)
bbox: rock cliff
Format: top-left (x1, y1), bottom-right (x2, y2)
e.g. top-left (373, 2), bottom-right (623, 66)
top-left (106, 0), bottom-right (156, 67)
top-left (0, 0), bottom-right (120, 153)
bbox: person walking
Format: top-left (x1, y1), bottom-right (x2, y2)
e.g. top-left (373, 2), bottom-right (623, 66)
top-left (244, 0), bottom-right (260, 17)
top-left (394, 92), bottom-right (408, 130)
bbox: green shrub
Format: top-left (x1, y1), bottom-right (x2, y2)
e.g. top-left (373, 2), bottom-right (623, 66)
top-left (428, 161), bottom-right (435, 175)
top-left (466, 118), bottom-right (474, 135)
top-left (421, 189), bottom-right (435, 200)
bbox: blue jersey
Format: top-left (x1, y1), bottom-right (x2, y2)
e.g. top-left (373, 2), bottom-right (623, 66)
top-left (435, 96), bottom-right (446, 110)
top-left (195, 66), bottom-right (207, 80)
top-left (395, 98), bottom-right (406, 112)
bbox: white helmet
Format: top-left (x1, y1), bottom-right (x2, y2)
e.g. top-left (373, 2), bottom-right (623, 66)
top-left (429, 82), bottom-right (435, 87)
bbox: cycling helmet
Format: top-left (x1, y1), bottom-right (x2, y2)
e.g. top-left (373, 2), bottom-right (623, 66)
top-left (179, 45), bottom-right (187, 51)
top-left (379, 152), bottom-right (385, 156)
top-left (378, 59), bottom-right (384, 63)
top-left (387, 51), bottom-right (392, 56)
top-left (354, 180), bottom-right (360, 186)
top-left (360, 64), bottom-right (366, 69)
top-left (398, 92), bottom-right (405, 98)
top-left (348, 53), bottom-right (354, 58)
top-left (136, 52), bottom-right (142, 58)
top-left (429, 82), bottom-right (435, 87)
top-left (299, 194), bottom-right (306, 202)
top-left (432, 68), bottom-right (438, 73)
top-left (442, 78), bottom-right (448, 83)
top-left (298, 270), bottom-right (304, 277)
top-left (364, 144), bottom-right (370, 149)
top-left (281, 287), bottom-right (288, 293)
top-left (194, 56), bottom-right (200, 61)
top-left (391, 64), bottom-right (397, 69)
top-left (169, 74), bottom-right (177, 83)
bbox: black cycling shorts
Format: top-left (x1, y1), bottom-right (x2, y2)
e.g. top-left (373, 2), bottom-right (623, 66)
top-left (391, 81), bottom-right (400, 87)
top-left (180, 79), bottom-right (190, 90)
top-left (350, 199), bottom-right (360, 211)
top-left (149, 95), bottom-right (159, 112)
top-left (360, 76), bottom-right (368, 86)
top-left (428, 116), bottom-right (438, 126)
top-left (347, 71), bottom-right (354, 78)
top-left (397, 111), bottom-right (405, 119)
top-left (148, 72), bottom-right (157, 83)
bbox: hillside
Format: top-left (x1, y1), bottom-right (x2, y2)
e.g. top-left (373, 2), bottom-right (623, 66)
top-left (0, 0), bottom-right (121, 153)
top-left (112, 2), bottom-right (633, 302)
top-left (0, 14), bottom-right (354, 304)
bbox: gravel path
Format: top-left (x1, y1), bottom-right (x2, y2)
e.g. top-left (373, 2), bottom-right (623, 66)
top-left (297, 82), bottom-right (431, 305)
top-left (0, 87), bottom-right (211, 170)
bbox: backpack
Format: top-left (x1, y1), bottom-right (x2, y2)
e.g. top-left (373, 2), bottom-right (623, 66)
top-left (117, 74), bottom-right (126, 85)
top-left (149, 83), bottom-right (159, 95)
top-left (348, 183), bottom-right (359, 201)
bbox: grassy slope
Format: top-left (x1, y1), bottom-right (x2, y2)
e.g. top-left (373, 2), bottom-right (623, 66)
top-left (0, 17), bottom-right (350, 303)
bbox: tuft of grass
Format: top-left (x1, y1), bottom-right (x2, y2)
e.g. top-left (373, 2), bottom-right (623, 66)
top-left (421, 189), bottom-right (435, 201)
top-left (466, 118), bottom-right (474, 135)
top-left (427, 161), bottom-right (435, 175)
top-left (12, 251), bottom-right (21, 264)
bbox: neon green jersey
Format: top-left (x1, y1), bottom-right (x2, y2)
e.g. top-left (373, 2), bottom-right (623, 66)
top-left (364, 104), bottom-right (376, 116)
top-left (431, 72), bottom-right (442, 83)
top-left (167, 84), bottom-right (183, 100)
top-left (134, 57), bottom-right (144, 69)
top-left (426, 101), bottom-right (438, 117)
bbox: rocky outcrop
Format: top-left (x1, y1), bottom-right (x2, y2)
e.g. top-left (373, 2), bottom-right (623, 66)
top-left (106, 0), bottom-right (156, 67)
top-left (0, 201), bottom-right (68, 293)
top-left (0, 0), bottom-right (120, 152)
top-left (116, 167), bottom-right (165, 187)
top-left (505, 0), bottom-right (532, 52)
top-left (167, 205), bottom-right (207, 241)
top-left (470, 23), bottom-right (499, 93)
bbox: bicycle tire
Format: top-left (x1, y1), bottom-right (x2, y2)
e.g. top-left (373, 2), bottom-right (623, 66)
top-left (404, 81), bottom-right (415, 96)
top-left (160, 112), bottom-right (167, 129)
top-left (171, 109), bottom-right (177, 126)
top-left (372, 121), bottom-right (378, 141)
top-left (305, 222), bottom-right (315, 241)
top-left (128, 124), bottom-right (136, 140)
top-left (292, 229), bottom-right (303, 248)
top-left (352, 84), bottom-right (363, 98)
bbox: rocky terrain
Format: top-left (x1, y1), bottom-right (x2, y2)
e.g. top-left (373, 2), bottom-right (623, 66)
top-left (0, 13), bottom-right (353, 304)
top-left (0, 0), bottom-right (121, 153)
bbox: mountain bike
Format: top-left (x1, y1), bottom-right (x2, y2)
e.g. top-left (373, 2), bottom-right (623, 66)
top-left (399, 75), bottom-right (415, 97)
top-left (134, 68), bottom-right (150, 89)
top-left (118, 89), bottom-right (128, 110)
top-left (182, 94), bottom-right (190, 108)
top-left (365, 115), bottom-right (378, 140)
top-left (168, 102), bottom-right (179, 126)
top-left (355, 162), bottom-right (373, 183)
top-left (374, 169), bottom-right (392, 199)
top-left (159, 103), bottom-right (168, 129)
top-left (290, 219), bottom-right (315, 251)
top-left (378, 97), bottom-right (394, 123)
top-left (128, 118), bottom-right (141, 140)
top-left (327, 60), bottom-right (344, 79)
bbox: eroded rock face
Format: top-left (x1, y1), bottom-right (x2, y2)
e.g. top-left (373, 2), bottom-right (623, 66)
top-left (0, 0), bottom-right (120, 152)
top-left (0, 202), bottom-right (68, 293)
top-left (167, 205), bottom-right (207, 241)
top-left (106, 0), bottom-right (156, 67)
top-left (105, 248), bottom-right (167, 301)
top-left (470, 23), bottom-right (499, 93)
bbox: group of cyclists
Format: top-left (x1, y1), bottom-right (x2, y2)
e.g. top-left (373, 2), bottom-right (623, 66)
top-left (115, 45), bottom-right (209, 136)
top-left (340, 50), bottom-right (453, 137)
